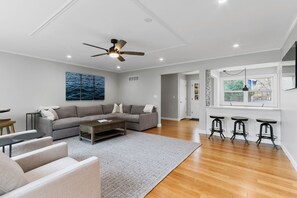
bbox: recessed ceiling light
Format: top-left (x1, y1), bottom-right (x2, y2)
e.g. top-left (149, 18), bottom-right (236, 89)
top-left (116, 66), bottom-right (121, 69)
top-left (66, 55), bottom-right (72, 59)
top-left (218, 0), bottom-right (227, 4)
top-left (159, 58), bottom-right (164, 62)
top-left (233, 43), bottom-right (240, 48)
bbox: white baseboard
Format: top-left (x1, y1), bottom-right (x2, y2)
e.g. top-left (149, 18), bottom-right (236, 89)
top-left (281, 144), bottom-right (297, 171)
top-left (161, 117), bottom-right (180, 121)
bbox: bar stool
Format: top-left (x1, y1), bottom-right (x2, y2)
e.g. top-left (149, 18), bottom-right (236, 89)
top-left (256, 119), bottom-right (278, 149)
top-left (0, 120), bottom-right (16, 135)
top-left (208, 115), bottom-right (225, 140)
top-left (230, 116), bottom-right (249, 144)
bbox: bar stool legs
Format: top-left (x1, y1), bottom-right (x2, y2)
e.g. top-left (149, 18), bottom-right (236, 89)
top-left (256, 121), bottom-right (278, 149)
top-left (209, 116), bottom-right (225, 140)
top-left (230, 117), bottom-right (249, 144)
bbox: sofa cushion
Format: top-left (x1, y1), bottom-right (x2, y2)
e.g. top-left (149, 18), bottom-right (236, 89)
top-left (52, 117), bottom-right (81, 130)
top-left (82, 114), bottom-right (115, 121)
top-left (116, 113), bottom-right (139, 123)
top-left (123, 105), bottom-right (132, 113)
top-left (24, 157), bottom-right (78, 182)
top-left (77, 105), bottom-right (103, 117)
top-left (0, 152), bottom-right (28, 195)
top-left (102, 104), bottom-right (114, 114)
top-left (55, 106), bottom-right (77, 119)
top-left (131, 105), bottom-right (145, 114)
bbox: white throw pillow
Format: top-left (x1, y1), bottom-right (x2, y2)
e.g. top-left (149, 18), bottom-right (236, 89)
top-left (112, 104), bottom-right (123, 113)
top-left (48, 108), bottom-right (59, 120)
top-left (40, 109), bottom-right (55, 121)
top-left (143, 104), bottom-right (154, 113)
top-left (0, 152), bottom-right (28, 195)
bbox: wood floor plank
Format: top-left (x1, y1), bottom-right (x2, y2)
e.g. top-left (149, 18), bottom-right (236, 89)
top-left (145, 119), bottom-right (297, 198)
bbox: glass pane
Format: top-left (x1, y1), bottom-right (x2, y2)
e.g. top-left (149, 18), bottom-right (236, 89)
top-left (224, 80), bottom-right (244, 91)
top-left (248, 77), bottom-right (272, 91)
top-left (248, 91), bottom-right (272, 102)
top-left (224, 92), bottom-right (244, 102)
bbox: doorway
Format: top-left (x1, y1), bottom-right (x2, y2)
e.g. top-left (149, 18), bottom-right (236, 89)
top-left (179, 79), bottom-right (187, 120)
top-left (191, 80), bottom-right (200, 119)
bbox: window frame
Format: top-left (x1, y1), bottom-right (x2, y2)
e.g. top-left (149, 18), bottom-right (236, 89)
top-left (220, 74), bottom-right (277, 107)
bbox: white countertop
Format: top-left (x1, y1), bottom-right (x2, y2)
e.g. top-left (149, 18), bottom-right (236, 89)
top-left (207, 106), bottom-right (281, 111)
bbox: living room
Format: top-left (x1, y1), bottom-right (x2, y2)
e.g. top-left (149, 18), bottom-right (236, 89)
top-left (1, 0), bottom-right (297, 197)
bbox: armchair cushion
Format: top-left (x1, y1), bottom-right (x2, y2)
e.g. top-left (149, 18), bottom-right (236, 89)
top-left (25, 157), bottom-right (78, 182)
top-left (0, 152), bottom-right (28, 195)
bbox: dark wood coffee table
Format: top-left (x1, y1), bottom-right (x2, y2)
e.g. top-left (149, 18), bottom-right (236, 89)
top-left (79, 119), bottom-right (126, 144)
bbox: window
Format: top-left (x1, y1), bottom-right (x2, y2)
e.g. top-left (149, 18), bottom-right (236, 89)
top-left (221, 75), bottom-right (277, 106)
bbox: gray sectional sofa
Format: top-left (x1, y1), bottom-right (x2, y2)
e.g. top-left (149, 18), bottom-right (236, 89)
top-left (36, 104), bottom-right (158, 140)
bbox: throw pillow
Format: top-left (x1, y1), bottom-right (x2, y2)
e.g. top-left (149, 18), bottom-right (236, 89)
top-left (40, 109), bottom-right (55, 121)
top-left (143, 104), bottom-right (154, 113)
top-left (0, 152), bottom-right (28, 195)
top-left (112, 104), bottom-right (123, 113)
top-left (48, 108), bottom-right (59, 120)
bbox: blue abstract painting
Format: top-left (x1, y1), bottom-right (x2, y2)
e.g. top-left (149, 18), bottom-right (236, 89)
top-left (66, 72), bottom-right (81, 100)
top-left (94, 76), bottom-right (105, 100)
top-left (66, 72), bottom-right (105, 101)
top-left (81, 74), bottom-right (94, 100)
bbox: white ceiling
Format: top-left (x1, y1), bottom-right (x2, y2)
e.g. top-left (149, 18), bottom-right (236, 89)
top-left (0, 0), bottom-right (297, 72)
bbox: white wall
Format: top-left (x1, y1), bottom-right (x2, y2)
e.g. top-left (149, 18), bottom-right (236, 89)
top-left (118, 50), bottom-right (280, 130)
top-left (281, 20), bottom-right (297, 170)
top-left (0, 52), bottom-right (118, 132)
top-left (161, 74), bottom-right (179, 119)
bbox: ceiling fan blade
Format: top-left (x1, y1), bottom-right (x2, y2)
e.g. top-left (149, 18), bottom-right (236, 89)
top-left (83, 43), bottom-right (108, 52)
top-left (120, 51), bottom-right (145, 56)
top-left (115, 40), bottom-right (127, 51)
top-left (91, 53), bottom-right (108, 57)
top-left (117, 55), bottom-right (125, 62)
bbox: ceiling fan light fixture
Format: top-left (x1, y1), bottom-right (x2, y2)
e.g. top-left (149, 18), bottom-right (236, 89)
top-left (109, 52), bottom-right (119, 58)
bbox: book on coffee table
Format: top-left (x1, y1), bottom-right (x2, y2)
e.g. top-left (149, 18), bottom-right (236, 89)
top-left (97, 119), bottom-right (112, 123)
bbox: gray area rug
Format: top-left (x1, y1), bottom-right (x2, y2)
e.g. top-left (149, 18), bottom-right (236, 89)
top-left (57, 131), bottom-right (200, 198)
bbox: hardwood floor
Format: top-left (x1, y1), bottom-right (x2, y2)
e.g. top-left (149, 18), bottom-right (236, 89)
top-left (145, 119), bottom-right (297, 198)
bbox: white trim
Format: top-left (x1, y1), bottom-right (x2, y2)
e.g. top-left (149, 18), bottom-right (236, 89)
top-left (29, 0), bottom-right (80, 36)
top-left (161, 117), bottom-right (180, 121)
top-left (281, 144), bottom-right (297, 171)
top-left (157, 123), bottom-right (162, 128)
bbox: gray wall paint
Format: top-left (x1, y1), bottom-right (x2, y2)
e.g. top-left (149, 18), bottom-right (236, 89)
top-left (161, 74), bottom-right (179, 119)
top-left (118, 50), bottom-right (280, 129)
top-left (186, 74), bottom-right (199, 117)
top-left (281, 21), bottom-right (297, 169)
top-left (0, 52), bottom-right (118, 132)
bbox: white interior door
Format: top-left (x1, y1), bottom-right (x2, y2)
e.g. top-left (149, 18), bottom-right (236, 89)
top-left (191, 80), bottom-right (199, 119)
top-left (179, 79), bottom-right (187, 120)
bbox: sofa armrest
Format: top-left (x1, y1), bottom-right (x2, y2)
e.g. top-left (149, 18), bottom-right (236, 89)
top-left (11, 136), bottom-right (53, 157)
top-left (2, 157), bottom-right (101, 198)
top-left (36, 117), bottom-right (53, 137)
top-left (12, 142), bottom-right (68, 172)
top-left (138, 112), bottom-right (158, 131)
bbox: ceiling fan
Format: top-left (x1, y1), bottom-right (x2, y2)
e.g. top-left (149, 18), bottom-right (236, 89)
top-left (83, 39), bottom-right (145, 62)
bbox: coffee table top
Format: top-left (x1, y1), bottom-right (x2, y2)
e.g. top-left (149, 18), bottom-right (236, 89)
top-left (80, 119), bottom-right (125, 127)
top-left (12, 132), bottom-right (45, 141)
top-left (0, 137), bottom-right (22, 147)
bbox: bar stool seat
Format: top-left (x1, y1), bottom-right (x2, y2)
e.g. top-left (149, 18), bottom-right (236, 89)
top-left (231, 116), bottom-right (249, 122)
top-left (230, 116), bottom-right (249, 144)
top-left (209, 115), bottom-right (225, 140)
top-left (256, 118), bottom-right (278, 149)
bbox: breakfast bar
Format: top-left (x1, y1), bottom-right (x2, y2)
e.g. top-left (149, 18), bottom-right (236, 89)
top-left (206, 106), bottom-right (281, 145)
